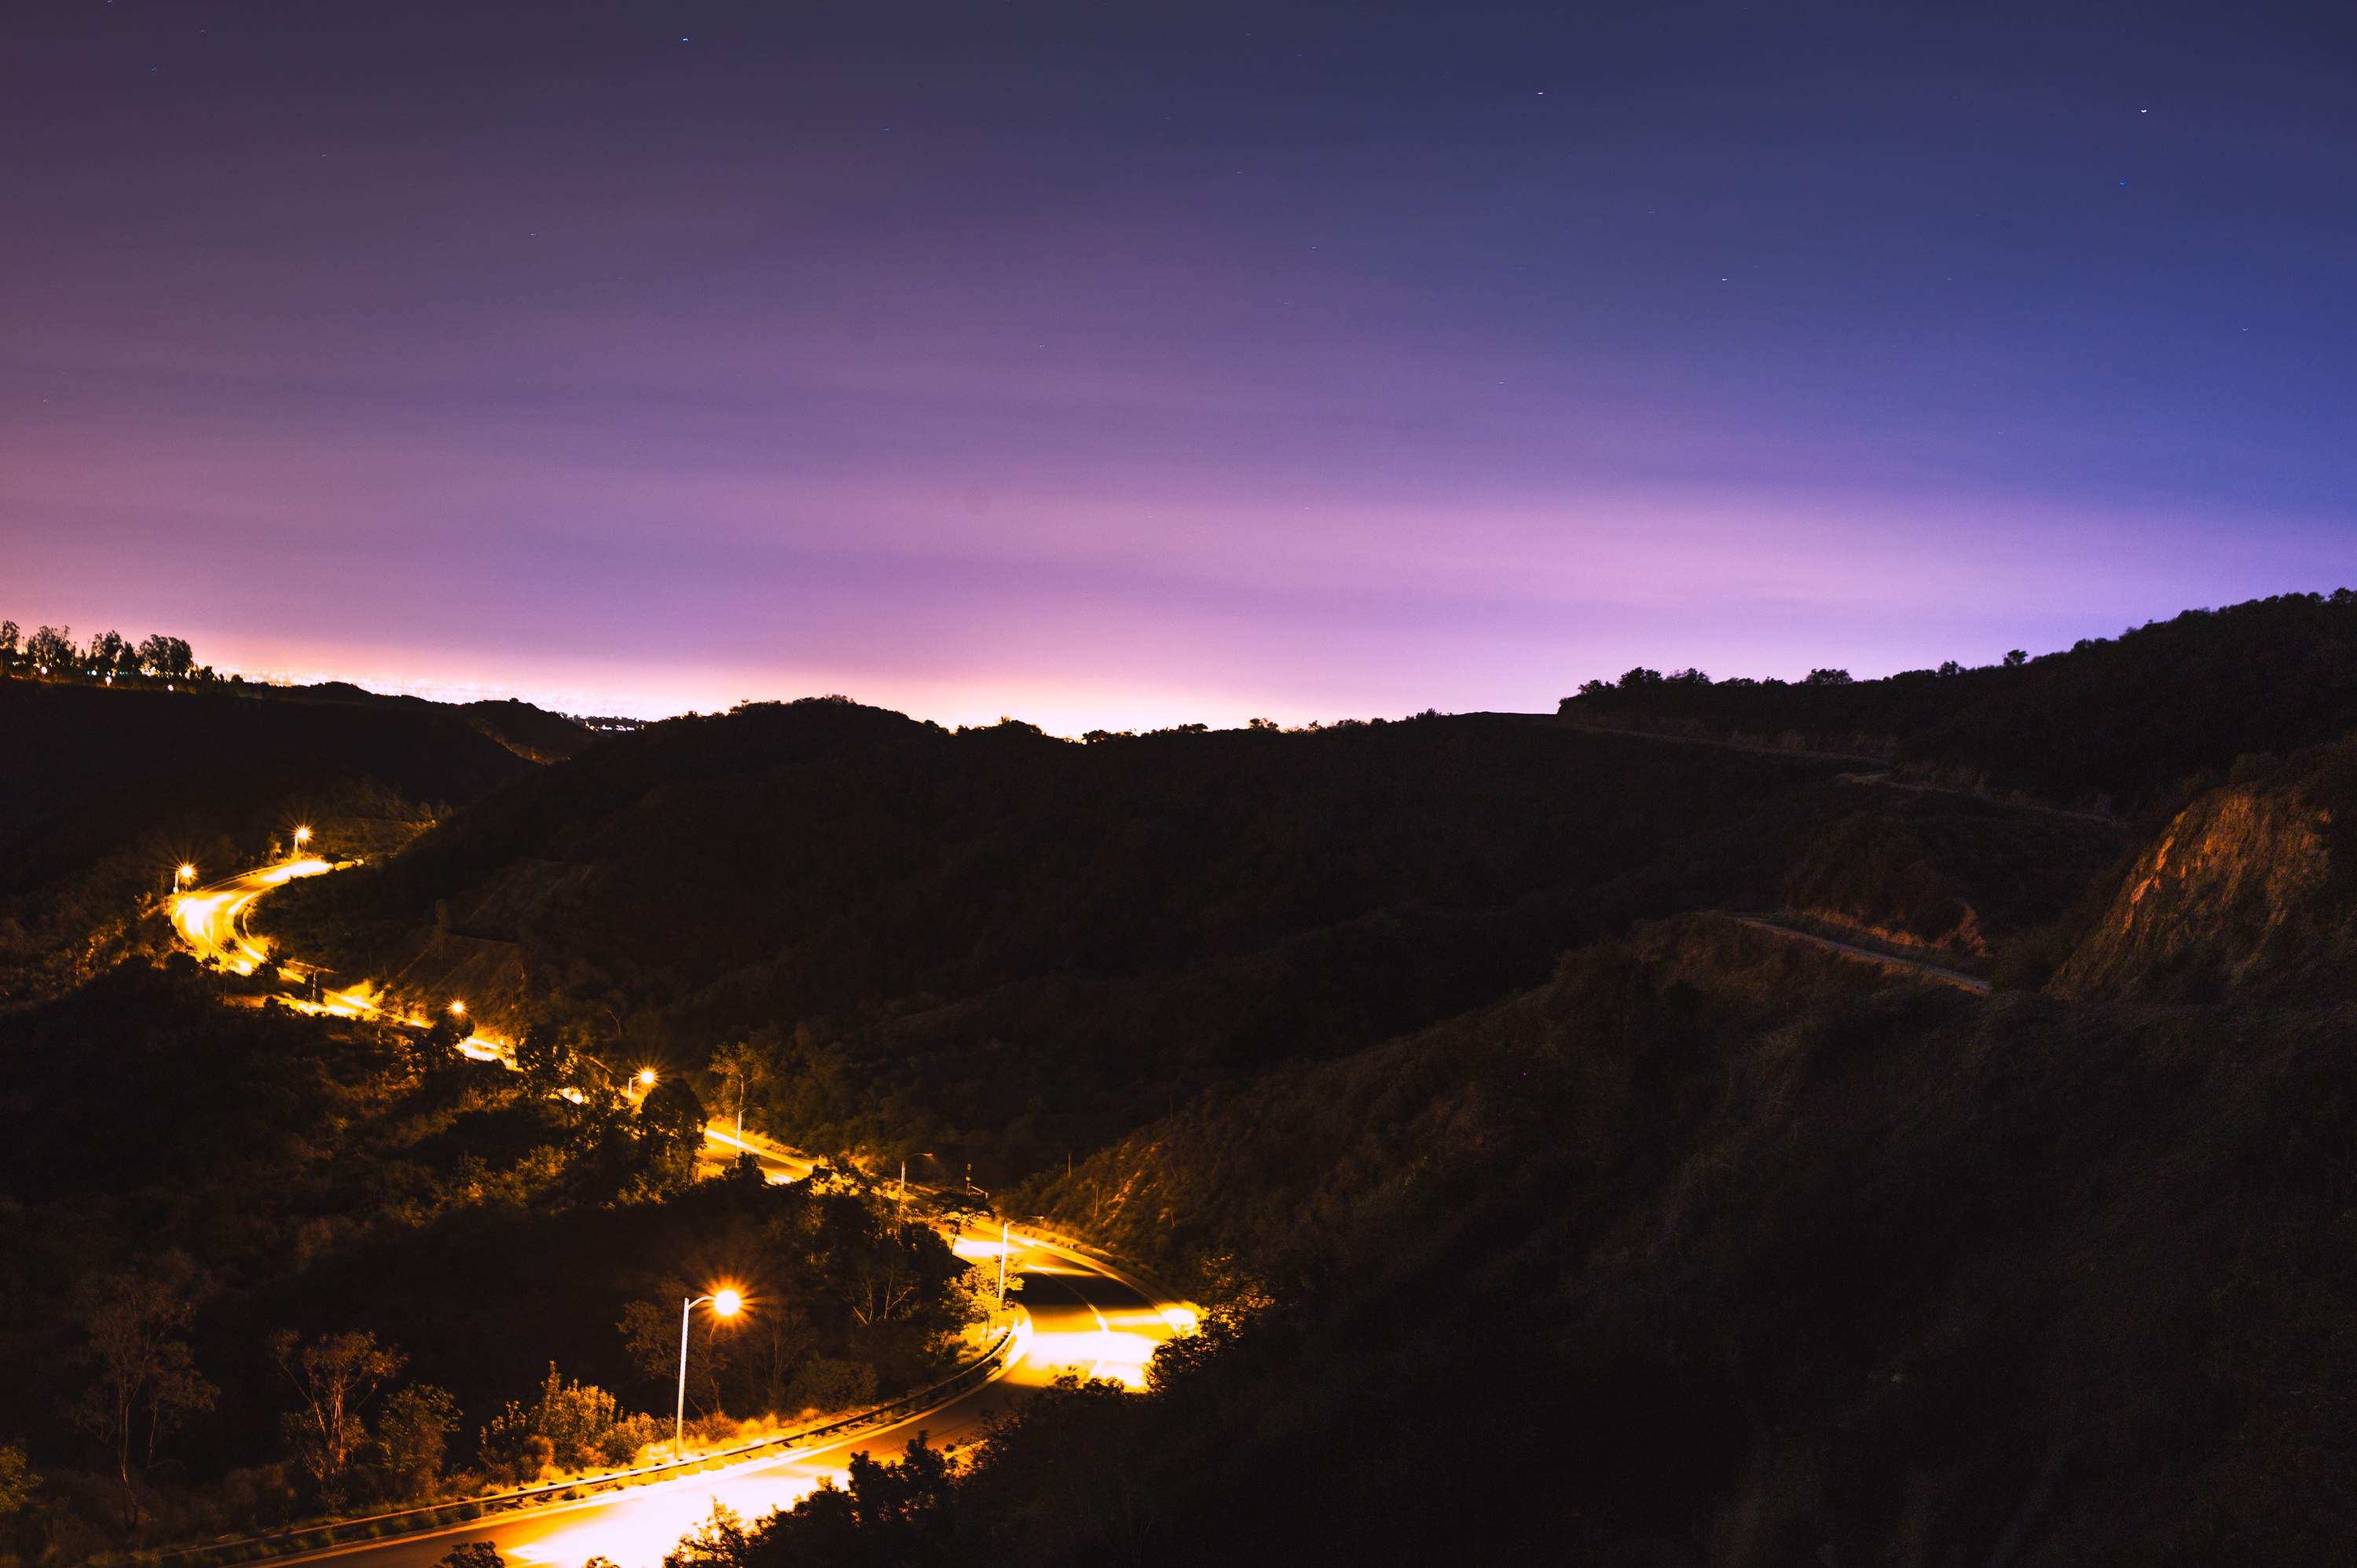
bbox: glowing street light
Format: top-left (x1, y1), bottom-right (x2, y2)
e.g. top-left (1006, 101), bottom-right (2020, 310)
top-left (675, 1288), bottom-right (742, 1450)
top-left (292, 826), bottom-right (312, 855)
top-left (449, 999), bottom-right (467, 1017)
top-left (639, 1067), bottom-right (658, 1090)
top-left (173, 863), bottom-right (196, 897)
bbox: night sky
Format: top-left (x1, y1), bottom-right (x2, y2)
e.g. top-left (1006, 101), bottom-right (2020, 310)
top-left (4, 2), bottom-right (2352, 728)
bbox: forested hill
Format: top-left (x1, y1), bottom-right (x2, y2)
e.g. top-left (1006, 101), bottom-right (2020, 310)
top-left (259, 696), bottom-right (2127, 1185)
top-left (0, 679), bottom-right (557, 841)
top-left (0, 678), bottom-right (580, 1003)
top-left (1561, 589), bottom-right (2357, 813)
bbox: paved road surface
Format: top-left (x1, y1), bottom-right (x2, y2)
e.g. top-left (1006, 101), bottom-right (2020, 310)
top-left (1728, 914), bottom-right (1992, 993)
top-left (171, 858), bottom-right (333, 976)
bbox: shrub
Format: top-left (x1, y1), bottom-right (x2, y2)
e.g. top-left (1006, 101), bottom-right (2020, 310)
top-left (786, 1358), bottom-right (877, 1416)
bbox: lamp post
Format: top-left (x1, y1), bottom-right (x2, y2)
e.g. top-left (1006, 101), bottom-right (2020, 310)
top-left (675, 1288), bottom-right (742, 1451)
top-left (292, 826), bottom-right (312, 858)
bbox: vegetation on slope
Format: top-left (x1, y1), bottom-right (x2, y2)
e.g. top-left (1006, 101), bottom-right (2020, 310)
top-left (259, 698), bottom-right (2124, 1188)
top-left (0, 964), bottom-right (990, 1559)
top-left (0, 679), bottom-right (582, 1006)
top-left (705, 915), bottom-right (2357, 1566)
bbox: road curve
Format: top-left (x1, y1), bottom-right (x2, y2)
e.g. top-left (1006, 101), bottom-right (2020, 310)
top-left (174, 858), bottom-right (509, 1052)
top-left (171, 862), bottom-right (1191, 1568)
top-left (171, 858), bottom-right (334, 976)
top-left (276, 1230), bottom-right (1182, 1568)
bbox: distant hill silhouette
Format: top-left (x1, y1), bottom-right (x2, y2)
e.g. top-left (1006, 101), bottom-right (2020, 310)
top-left (1560, 589), bottom-right (2357, 813)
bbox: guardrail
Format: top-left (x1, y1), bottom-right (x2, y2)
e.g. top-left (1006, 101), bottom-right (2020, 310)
top-left (146, 1324), bottom-right (1022, 1568)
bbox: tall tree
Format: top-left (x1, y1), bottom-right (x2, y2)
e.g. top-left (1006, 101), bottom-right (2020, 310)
top-left (269, 1328), bottom-right (404, 1502)
top-left (135, 633), bottom-right (194, 678)
top-left (26, 625), bottom-right (71, 670)
top-left (708, 1042), bottom-right (764, 1138)
top-left (60, 1269), bottom-right (218, 1522)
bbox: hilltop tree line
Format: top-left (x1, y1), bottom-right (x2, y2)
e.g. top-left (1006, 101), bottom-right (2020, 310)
top-left (1560, 588), bottom-right (2357, 813)
top-left (1576, 647), bottom-right (2036, 698)
top-left (0, 620), bottom-right (206, 681)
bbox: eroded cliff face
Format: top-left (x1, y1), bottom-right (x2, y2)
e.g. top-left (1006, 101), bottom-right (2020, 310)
top-left (2052, 778), bottom-right (2349, 1000)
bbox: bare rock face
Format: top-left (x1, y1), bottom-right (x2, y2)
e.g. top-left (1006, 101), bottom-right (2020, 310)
top-left (2053, 762), bottom-right (2355, 1000)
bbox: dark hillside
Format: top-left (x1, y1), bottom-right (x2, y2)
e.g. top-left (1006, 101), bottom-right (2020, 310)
top-left (0, 680), bottom-right (539, 839)
top-left (460, 698), bottom-right (599, 763)
top-left (0, 679), bottom-right (551, 1003)
top-left (265, 699), bottom-right (1940, 1181)
top-left (0, 757), bottom-right (434, 1003)
top-left (1777, 789), bottom-right (2124, 962)
top-left (772, 917), bottom-right (2357, 1567)
top-left (1560, 589), bottom-right (2357, 813)
top-left (265, 698), bottom-right (2147, 1185)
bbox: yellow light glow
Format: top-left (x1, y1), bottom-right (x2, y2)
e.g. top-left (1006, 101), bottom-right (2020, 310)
top-left (713, 1289), bottom-right (742, 1317)
top-left (449, 1000), bottom-right (467, 1016)
top-left (639, 1068), bottom-right (658, 1086)
top-left (178, 864), bottom-right (196, 881)
top-left (293, 826), bottom-right (311, 842)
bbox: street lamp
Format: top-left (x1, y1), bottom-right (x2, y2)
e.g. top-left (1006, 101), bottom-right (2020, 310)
top-left (449, 1000), bottom-right (466, 1017)
top-left (638, 1068), bottom-right (658, 1093)
top-left (292, 826), bottom-right (312, 857)
top-left (675, 1289), bottom-right (742, 1450)
top-left (173, 863), bottom-right (196, 897)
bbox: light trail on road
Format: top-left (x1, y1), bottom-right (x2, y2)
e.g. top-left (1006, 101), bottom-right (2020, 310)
top-left (171, 858), bottom-right (333, 976)
top-left (172, 859), bottom-right (510, 1052)
top-left (167, 859), bottom-right (1193, 1568)
top-left (276, 1229), bottom-right (1178, 1568)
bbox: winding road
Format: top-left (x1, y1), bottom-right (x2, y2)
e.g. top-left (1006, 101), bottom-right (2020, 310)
top-left (277, 1236), bottom-right (1179, 1568)
top-left (169, 861), bottom-right (1192, 1568)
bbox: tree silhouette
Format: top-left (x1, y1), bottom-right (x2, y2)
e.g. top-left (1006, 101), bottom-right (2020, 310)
top-left (60, 1269), bottom-right (217, 1523)
top-left (709, 1041), bottom-right (764, 1138)
top-left (269, 1328), bottom-right (404, 1502)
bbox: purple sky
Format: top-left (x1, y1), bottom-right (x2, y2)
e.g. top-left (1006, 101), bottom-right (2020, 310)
top-left (5, 2), bottom-right (2352, 730)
